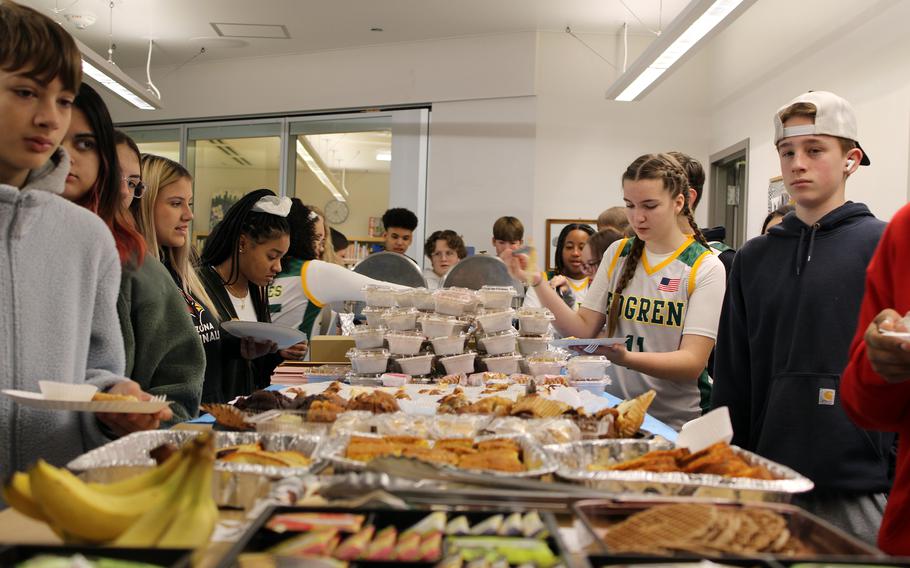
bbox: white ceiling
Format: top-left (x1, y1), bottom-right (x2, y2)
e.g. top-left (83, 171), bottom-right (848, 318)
top-left (24, 0), bottom-right (688, 69)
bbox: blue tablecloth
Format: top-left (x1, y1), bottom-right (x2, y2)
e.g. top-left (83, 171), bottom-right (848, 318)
top-left (187, 384), bottom-right (287, 424)
top-left (191, 385), bottom-right (679, 443)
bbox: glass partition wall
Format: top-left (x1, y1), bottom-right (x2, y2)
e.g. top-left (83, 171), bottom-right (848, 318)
top-left (121, 108), bottom-right (429, 266)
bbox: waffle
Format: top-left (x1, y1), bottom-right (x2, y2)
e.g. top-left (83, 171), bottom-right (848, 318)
top-left (605, 504), bottom-right (798, 557)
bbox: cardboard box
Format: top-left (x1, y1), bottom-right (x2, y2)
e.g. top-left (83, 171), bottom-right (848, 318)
top-left (309, 336), bottom-right (355, 363)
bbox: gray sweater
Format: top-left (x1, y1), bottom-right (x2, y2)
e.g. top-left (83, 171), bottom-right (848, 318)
top-left (0, 149), bottom-right (125, 484)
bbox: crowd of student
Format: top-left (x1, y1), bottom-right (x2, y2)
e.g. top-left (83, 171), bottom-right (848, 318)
top-left (2, 0), bottom-right (910, 555)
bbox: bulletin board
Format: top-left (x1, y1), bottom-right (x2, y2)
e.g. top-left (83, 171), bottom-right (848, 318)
top-left (768, 176), bottom-right (790, 211)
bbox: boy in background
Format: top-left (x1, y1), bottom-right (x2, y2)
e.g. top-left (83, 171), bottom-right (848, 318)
top-left (380, 207), bottom-right (418, 255)
top-left (712, 91), bottom-right (892, 543)
top-left (491, 216), bottom-right (524, 258)
top-left (0, 0), bottom-right (167, 486)
top-left (841, 201), bottom-right (910, 554)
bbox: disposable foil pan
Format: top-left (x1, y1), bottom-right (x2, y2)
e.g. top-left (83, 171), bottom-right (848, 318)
top-left (67, 430), bottom-right (325, 508)
top-left (321, 432), bottom-right (558, 478)
top-left (546, 439), bottom-right (814, 502)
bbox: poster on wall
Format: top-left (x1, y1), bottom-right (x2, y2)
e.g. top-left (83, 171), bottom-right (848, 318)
top-left (768, 176), bottom-right (790, 211)
top-left (545, 219), bottom-right (597, 272)
top-left (209, 190), bottom-right (245, 228)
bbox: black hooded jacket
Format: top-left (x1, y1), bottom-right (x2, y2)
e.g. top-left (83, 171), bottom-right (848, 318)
top-left (712, 202), bottom-right (893, 492)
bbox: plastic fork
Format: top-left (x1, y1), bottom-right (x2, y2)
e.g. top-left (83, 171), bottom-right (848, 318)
top-left (583, 343), bottom-right (599, 354)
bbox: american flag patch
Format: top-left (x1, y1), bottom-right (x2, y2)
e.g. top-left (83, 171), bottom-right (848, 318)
top-left (658, 277), bottom-right (681, 292)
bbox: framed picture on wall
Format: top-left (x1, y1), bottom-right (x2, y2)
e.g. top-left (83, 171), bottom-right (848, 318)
top-left (545, 219), bottom-right (597, 272)
top-left (768, 176), bottom-right (790, 211)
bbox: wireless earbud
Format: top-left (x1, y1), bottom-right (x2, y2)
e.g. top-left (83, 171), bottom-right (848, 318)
top-left (846, 159), bottom-right (855, 169)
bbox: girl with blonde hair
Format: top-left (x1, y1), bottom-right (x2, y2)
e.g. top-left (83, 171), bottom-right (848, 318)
top-left (505, 153), bottom-right (726, 428)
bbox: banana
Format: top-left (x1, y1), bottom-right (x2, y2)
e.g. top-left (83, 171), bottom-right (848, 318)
top-left (28, 455), bottom-right (192, 543)
top-left (155, 435), bottom-right (218, 549)
top-left (89, 445), bottom-right (187, 495)
top-left (113, 457), bottom-right (200, 547)
top-left (2, 472), bottom-right (48, 523)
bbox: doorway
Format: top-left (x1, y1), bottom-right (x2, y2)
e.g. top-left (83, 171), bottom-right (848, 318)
top-left (709, 139), bottom-right (749, 250)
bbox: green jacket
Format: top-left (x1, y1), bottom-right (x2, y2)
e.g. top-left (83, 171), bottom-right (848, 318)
top-left (117, 255), bottom-right (205, 423)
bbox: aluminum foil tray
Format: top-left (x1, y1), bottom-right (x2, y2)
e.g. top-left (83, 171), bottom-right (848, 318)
top-left (67, 430), bottom-right (326, 508)
top-left (546, 439), bottom-right (814, 502)
top-left (320, 432), bottom-right (558, 479)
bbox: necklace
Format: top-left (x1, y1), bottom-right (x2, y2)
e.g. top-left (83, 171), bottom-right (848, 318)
top-left (214, 266), bottom-right (249, 312)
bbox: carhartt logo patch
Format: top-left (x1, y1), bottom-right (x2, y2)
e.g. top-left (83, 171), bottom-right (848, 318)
top-left (818, 388), bottom-right (836, 406)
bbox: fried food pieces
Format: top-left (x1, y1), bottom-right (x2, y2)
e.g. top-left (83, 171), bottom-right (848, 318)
top-left (591, 442), bottom-right (776, 480)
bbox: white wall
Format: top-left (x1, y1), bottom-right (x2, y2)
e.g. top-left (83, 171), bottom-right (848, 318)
top-left (106, 1), bottom-right (910, 246)
top-left (532, 31), bottom-right (712, 247)
top-left (425, 97), bottom-right (537, 255)
top-left (701, 0), bottom-right (910, 235)
top-left (110, 32), bottom-right (537, 122)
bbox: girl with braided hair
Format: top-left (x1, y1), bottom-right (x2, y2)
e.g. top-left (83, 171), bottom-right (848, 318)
top-left (504, 153), bottom-right (726, 428)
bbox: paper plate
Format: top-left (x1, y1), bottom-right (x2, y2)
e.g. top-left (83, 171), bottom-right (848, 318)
top-left (221, 320), bottom-right (307, 349)
top-left (549, 337), bottom-right (627, 348)
top-left (2, 390), bottom-right (171, 414)
top-left (881, 330), bottom-right (910, 339)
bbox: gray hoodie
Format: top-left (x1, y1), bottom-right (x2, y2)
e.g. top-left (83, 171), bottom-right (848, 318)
top-left (0, 149), bottom-right (125, 484)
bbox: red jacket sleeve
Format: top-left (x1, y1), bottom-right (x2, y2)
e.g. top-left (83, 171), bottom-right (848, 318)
top-left (841, 204), bottom-right (910, 432)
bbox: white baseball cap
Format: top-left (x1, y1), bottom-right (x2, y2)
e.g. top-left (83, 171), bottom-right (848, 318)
top-left (773, 91), bottom-right (870, 165)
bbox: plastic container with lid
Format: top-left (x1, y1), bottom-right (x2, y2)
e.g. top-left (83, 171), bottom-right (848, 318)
top-left (362, 284), bottom-right (398, 308)
top-left (567, 355), bottom-right (610, 379)
top-left (517, 307), bottom-right (555, 336)
top-left (394, 353), bottom-right (435, 376)
top-left (439, 351), bottom-right (477, 375)
top-left (411, 287), bottom-right (437, 311)
top-left (393, 288), bottom-right (415, 309)
top-left (418, 314), bottom-right (464, 338)
top-left (481, 353), bottom-right (523, 375)
top-left (429, 333), bottom-right (467, 356)
top-left (382, 307), bottom-right (419, 331)
top-left (477, 285), bottom-right (517, 310)
top-left (526, 350), bottom-right (569, 377)
top-left (477, 328), bottom-right (519, 356)
top-left (361, 307), bottom-right (387, 328)
top-left (433, 287), bottom-right (480, 316)
top-left (384, 330), bottom-right (426, 355)
top-left (474, 308), bottom-right (516, 334)
top-left (517, 334), bottom-right (553, 356)
top-left (345, 348), bottom-right (390, 375)
top-left (350, 326), bottom-right (387, 349)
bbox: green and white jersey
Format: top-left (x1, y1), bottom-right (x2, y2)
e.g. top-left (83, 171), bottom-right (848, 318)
top-left (585, 236), bottom-right (726, 430)
top-left (268, 257), bottom-right (322, 341)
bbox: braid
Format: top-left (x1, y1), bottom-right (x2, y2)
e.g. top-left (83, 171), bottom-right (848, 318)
top-left (685, 209), bottom-right (710, 249)
top-left (607, 237), bottom-right (645, 336)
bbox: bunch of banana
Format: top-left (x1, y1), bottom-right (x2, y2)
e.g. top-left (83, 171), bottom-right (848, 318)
top-left (2, 432), bottom-right (219, 548)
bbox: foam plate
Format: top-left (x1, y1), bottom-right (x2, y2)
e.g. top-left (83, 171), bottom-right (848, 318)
top-left (2, 390), bottom-right (171, 414)
top-left (221, 320), bottom-right (307, 349)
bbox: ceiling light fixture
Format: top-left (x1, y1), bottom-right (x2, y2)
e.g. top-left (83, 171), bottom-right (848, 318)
top-left (375, 150), bottom-right (391, 162)
top-left (606, 0), bottom-right (756, 102)
top-left (73, 37), bottom-right (161, 110)
top-left (296, 139), bottom-right (347, 202)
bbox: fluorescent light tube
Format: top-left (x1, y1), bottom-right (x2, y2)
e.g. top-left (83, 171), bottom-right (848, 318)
top-left (296, 139), bottom-right (347, 202)
top-left (375, 150), bottom-right (391, 162)
top-left (73, 37), bottom-right (161, 110)
top-left (607, 0), bottom-right (755, 102)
